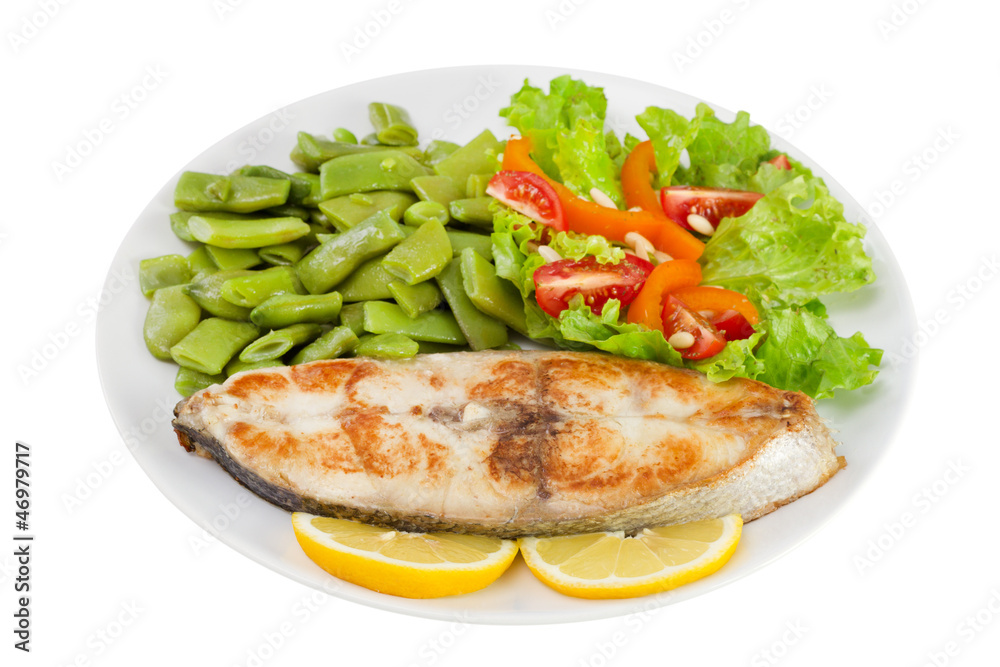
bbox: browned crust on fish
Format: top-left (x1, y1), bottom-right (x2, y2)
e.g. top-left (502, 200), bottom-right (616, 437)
top-left (172, 351), bottom-right (843, 537)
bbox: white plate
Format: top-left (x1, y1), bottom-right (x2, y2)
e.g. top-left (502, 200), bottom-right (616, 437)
top-left (96, 65), bottom-right (917, 625)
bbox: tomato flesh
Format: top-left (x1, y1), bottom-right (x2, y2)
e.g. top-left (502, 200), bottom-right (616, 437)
top-left (534, 255), bottom-right (653, 318)
top-left (767, 154), bottom-right (792, 170)
top-left (487, 170), bottom-right (567, 231)
top-left (660, 186), bottom-right (763, 232)
top-left (708, 309), bottom-right (756, 341)
top-left (661, 295), bottom-right (727, 360)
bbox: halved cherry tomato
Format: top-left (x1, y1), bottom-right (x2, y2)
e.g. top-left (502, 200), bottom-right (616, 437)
top-left (767, 154), bottom-right (792, 170)
top-left (660, 186), bottom-right (764, 232)
top-left (487, 170), bottom-right (567, 231)
top-left (533, 255), bottom-right (654, 318)
top-left (708, 309), bottom-right (756, 341)
top-left (669, 285), bottom-right (760, 325)
top-left (661, 295), bottom-right (727, 360)
top-left (625, 259), bottom-right (702, 333)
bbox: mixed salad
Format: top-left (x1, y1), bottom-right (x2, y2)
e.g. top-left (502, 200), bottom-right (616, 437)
top-left (141, 74), bottom-right (881, 401)
top-left (488, 76), bottom-right (881, 399)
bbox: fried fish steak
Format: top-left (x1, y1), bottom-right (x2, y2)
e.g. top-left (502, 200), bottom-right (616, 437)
top-left (172, 351), bottom-right (844, 537)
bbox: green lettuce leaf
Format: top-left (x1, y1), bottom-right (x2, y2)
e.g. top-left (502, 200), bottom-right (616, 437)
top-left (500, 76), bottom-right (623, 207)
top-left (753, 301), bottom-right (883, 400)
top-left (701, 176), bottom-right (876, 305)
top-left (635, 105), bottom-right (704, 185)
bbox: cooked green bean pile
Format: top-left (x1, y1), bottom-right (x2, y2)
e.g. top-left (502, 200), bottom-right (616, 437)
top-left (139, 102), bottom-right (522, 396)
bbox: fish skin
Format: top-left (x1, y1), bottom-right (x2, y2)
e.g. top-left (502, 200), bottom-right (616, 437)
top-left (172, 351), bottom-right (844, 537)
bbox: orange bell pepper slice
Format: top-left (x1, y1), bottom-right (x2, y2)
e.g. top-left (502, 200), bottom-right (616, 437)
top-left (625, 259), bottom-right (702, 332)
top-left (502, 137), bottom-right (704, 261)
top-left (670, 286), bottom-right (760, 325)
top-left (621, 140), bottom-right (667, 220)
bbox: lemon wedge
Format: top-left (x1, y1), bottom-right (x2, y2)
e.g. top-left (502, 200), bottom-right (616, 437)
top-left (291, 513), bottom-right (518, 599)
top-left (518, 515), bottom-right (742, 599)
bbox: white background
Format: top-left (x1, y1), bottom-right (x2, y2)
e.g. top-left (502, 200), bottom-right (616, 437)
top-left (3, 0), bottom-right (998, 665)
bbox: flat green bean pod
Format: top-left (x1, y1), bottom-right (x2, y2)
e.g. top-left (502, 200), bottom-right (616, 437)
top-left (143, 285), bottom-right (201, 360)
top-left (249, 292), bottom-right (343, 329)
top-left (175, 172), bottom-right (290, 213)
top-left (170, 318), bottom-right (261, 375)
top-left (175, 367), bottom-right (225, 397)
top-left (290, 325), bottom-right (359, 364)
top-left (188, 215), bottom-right (310, 249)
top-left (221, 266), bottom-right (304, 308)
top-left (239, 323), bottom-right (323, 363)
top-left (139, 255), bottom-right (192, 297)
top-left (368, 102), bottom-right (419, 146)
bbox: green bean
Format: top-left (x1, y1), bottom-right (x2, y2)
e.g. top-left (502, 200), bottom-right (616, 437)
top-left (359, 132), bottom-right (381, 146)
top-left (448, 197), bottom-right (494, 226)
top-left (338, 303), bottom-right (367, 337)
top-left (170, 318), bottom-right (261, 375)
top-left (175, 367), bottom-right (225, 397)
top-left (291, 132), bottom-right (423, 172)
top-left (354, 333), bottom-right (419, 359)
top-left (295, 211), bottom-right (406, 294)
top-left (459, 248), bottom-right (528, 335)
top-left (290, 325), bottom-right (359, 364)
top-left (433, 130), bottom-right (502, 188)
top-left (318, 191), bottom-right (416, 232)
top-left (225, 357), bottom-right (285, 377)
top-left (336, 254), bottom-right (396, 302)
top-left (143, 285), bottom-right (201, 360)
top-left (446, 229), bottom-right (493, 260)
top-left (410, 175), bottom-right (463, 208)
top-left (250, 292), bottom-right (343, 329)
top-left (362, 301), bottom-right (466, 345)
top-left (204, 245), bottom-right (260, 271)
top-left (318, 150), bottom-right (432, 200)
top-left (381, 219), bottom-right (452, 285)
top-left (139, 255), bottom-right (192, 297)
top-left (333, 128), bottom-right (358, 144)
top-left (315, 232), bottom-right (338, 245)
top-left (175, 172), bottom-right (290, 213)
top-left (239, 323), bottom-right (323, 363)
top-left (258, 239), bottom-right (309, 266)
top-left (387, 279), bottom-right (442, 319)
top-left (403, 200), bottom-right (450, 227)
top-left (234, 165), bottom-right (313, 205)
top-left (263, 203), bottom-right (312, 220)
top-left (466, 173), bottom-right (493, 199)
top-left (297, 173), bottom-right (323, 206)
top-left (435, 260), bottom-right (507, 350)
top-left (188, 216), bottom-right (310, 249)
top-left (423, 139), bottom-right (460, 165)
top-left (184, 269), bottom-right (255, 320)
top-left (187, 246), bottom-right (218, 279)
top-left (171, 211), bottom-right (260, 242)
top-left (221, 266), bottom-right (304, 308)
top-left (369, 102), bottom-right (419, 146)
